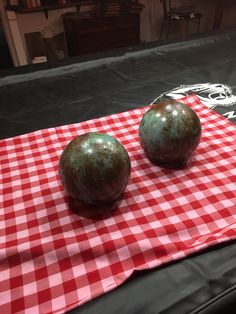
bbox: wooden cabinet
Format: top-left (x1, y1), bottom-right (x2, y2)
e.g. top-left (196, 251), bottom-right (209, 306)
top-left (62, 14), bottom-right (141, 56)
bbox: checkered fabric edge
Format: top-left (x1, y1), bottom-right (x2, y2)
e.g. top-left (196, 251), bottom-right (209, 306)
top-left (0, 95), bottom-right (236, 314)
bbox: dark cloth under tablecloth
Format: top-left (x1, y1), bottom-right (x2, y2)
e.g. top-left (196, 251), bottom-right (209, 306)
top-left (1, 28), bottom-right (236, 314)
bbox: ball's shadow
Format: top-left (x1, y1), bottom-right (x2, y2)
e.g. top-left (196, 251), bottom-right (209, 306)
top-left (68, 196), bottom-right (122, 219)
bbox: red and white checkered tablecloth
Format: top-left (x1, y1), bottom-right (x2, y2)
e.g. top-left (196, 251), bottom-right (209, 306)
top-left (1, 95), bottom-right (236, 314)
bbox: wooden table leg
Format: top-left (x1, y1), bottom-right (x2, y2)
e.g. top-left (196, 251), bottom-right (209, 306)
top-left (213, 0), bottom-right (225, 30)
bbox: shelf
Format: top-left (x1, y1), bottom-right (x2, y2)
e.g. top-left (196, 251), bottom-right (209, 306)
top-left (5, 1), bottom-right (144, 19)
top-left (5, 0), bottom-right (94, 19)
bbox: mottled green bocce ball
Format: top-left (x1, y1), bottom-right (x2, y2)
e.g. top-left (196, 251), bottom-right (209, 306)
top-left (59, 132), bottom-right (131, 205)
top-left (139, 100), bottom-right (202, 169)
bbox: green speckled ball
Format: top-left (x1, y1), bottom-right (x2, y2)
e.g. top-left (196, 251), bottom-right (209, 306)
top-left (59, 132), bottom-right (131, 205)
top-left (139, 100), bottom-right (202, 169)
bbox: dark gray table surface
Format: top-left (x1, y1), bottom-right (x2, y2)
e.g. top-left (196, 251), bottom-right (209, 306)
top-left (1, 28), bottom-right (236, 314)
